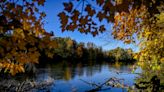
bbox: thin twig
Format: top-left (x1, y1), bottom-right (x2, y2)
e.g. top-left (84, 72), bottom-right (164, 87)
top-left (84, 0), bottom-right (102, 10)
top-left (80, 77), bottom-right (128, 92)
top-left (79, 79), bottom-right (100, 88)
top-left (81, 0), bottom-right (85, 15)
top-left (73, 0), bottom-right (82, 11)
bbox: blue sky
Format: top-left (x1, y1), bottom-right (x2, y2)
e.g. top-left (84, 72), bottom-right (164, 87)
top-left (41, 0), bottom-right (138, 51)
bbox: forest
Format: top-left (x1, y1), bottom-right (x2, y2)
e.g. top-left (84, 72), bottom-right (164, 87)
top-left (39, 37), bottom-right (135, 63)
top-left (0, 0), bottom-right (163, 92)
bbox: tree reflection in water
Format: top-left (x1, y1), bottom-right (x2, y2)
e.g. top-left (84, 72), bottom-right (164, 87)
top-left (33, 61), bottom-right (139, 92)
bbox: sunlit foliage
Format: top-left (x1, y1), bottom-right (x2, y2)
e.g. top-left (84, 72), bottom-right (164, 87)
top-left (0, 0), bottom-right (56, 75)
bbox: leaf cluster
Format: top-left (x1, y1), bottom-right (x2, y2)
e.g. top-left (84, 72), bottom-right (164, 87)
top-left (0, 0), bottom-right (55, 75)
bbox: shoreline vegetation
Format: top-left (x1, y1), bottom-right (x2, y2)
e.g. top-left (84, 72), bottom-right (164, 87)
top-left (39, 37), bottom-right (136, 63)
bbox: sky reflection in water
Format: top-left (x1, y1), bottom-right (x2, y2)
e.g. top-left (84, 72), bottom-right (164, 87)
top-left (35, 62), bottom-right (140, 92)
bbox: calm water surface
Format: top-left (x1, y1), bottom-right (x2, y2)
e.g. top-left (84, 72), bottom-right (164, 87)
top-left (33, 62), bottom-right (140, 92)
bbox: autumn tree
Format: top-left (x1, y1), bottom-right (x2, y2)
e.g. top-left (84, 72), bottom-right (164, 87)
top-left (0, 0), bottom-right (57, 75)
top-left (58, 0), bottom-right (164, 91)
top-left (108, 47), bottom-right (134, 63)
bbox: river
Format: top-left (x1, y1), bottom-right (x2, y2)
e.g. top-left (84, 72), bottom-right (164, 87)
top-left (30, 61), bottom-right (140, 92)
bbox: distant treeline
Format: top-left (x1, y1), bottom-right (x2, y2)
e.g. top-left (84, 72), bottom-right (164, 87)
top-left (39, 37), bottom-right (136, 64)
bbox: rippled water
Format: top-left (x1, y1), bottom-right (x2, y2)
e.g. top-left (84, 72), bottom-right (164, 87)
top-left (32, 62), bottom-right (140, 92)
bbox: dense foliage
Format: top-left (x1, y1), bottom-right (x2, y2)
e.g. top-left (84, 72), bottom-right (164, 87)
top-left (108, 47), bottom-right (135, 63)
top-left (0, 0), bottom-right (57, 75)
top-left (39, 37), bottom-right (135, 64)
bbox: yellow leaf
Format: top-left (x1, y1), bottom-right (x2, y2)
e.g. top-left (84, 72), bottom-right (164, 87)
top-left (124, 39), bottom-right (131, 44)
top-left (19, 65), bottom-right (25, 73)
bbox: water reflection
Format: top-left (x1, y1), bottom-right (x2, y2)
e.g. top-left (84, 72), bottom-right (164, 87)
top-left (34, 61), bottom-right (139, 92)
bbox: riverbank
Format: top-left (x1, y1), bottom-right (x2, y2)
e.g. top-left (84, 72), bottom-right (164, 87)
top-left (0, 75), bottom-right (54, 92)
